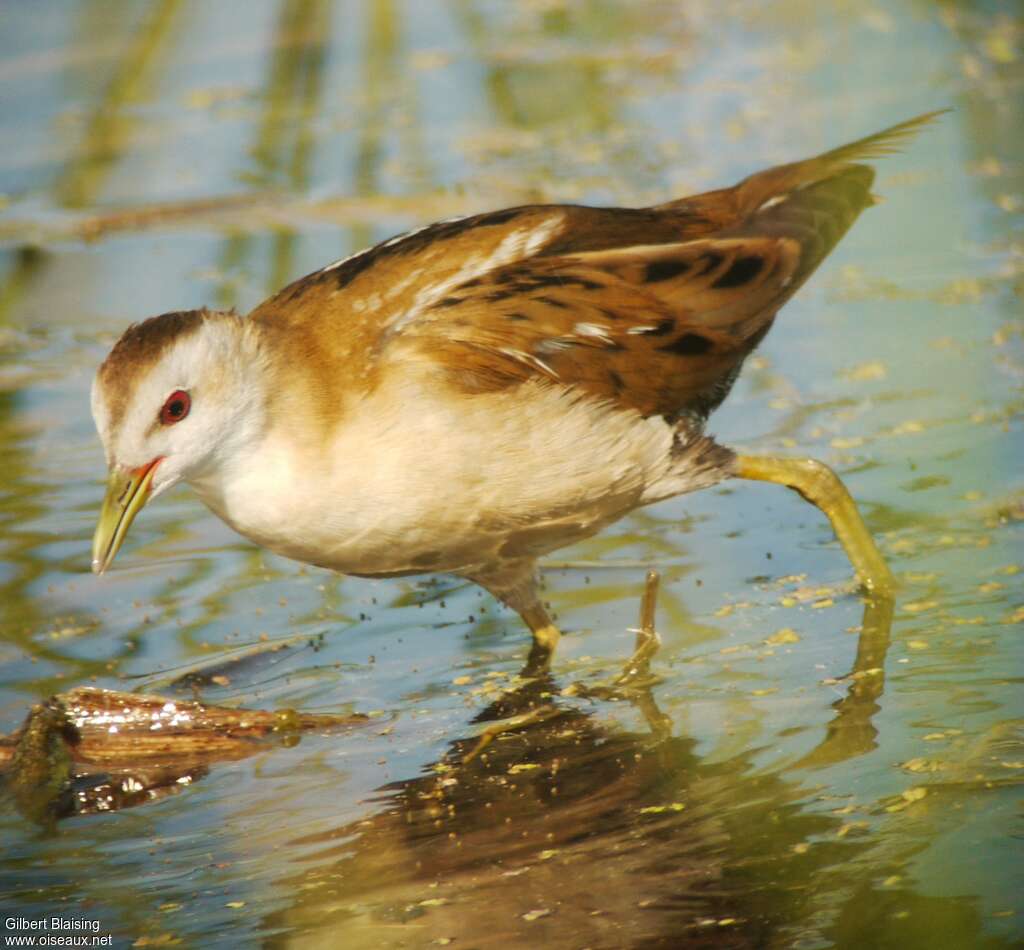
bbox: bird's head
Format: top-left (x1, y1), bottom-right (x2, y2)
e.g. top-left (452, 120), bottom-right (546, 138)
top-left (90, 308), bottom-right (262, 574)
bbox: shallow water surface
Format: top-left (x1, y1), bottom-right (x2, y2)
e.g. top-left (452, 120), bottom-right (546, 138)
top-left (0, 2), bottom-right (1021, 948)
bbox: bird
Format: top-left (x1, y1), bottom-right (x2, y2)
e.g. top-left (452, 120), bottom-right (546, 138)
top-left (91, 112), bottom-right (940, 668)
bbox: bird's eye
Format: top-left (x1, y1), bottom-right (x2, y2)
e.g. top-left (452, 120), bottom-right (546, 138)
top-left (160, 389), bottom-right (191, 425)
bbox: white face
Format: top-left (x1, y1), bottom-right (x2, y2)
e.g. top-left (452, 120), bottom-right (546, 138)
top-left (92, 318), bottom-right (263, 498)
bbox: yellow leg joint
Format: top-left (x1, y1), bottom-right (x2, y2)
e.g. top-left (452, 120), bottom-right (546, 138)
top-left (518, 601), bottom-right (562, 672)
top-left (531, 623), bottom-right (561, 653)
top-left (734, 455), bottom-right (895, 596)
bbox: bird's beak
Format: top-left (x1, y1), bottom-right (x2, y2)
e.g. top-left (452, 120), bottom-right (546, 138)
top-left (92, 459), bottom-right (161, 574)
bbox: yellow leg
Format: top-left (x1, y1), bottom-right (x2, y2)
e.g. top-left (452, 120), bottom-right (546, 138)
top-left (519, 601), bottom-right (562, 672)
top-left (734, 455), bottom-right (895, 595)
top-left (615, 569), bottom-right (663, 687)
top-left (472, 566), bottom-right (563, 671)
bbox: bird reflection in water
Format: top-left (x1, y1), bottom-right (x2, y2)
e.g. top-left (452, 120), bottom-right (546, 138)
top-left (2, 573), bottom-right (892, 946)
top-left (267, 579), bottom-right (894, 949)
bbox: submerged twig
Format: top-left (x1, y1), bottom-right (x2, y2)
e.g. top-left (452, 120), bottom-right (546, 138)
top-left (0, 192), bottom-right (486, 244)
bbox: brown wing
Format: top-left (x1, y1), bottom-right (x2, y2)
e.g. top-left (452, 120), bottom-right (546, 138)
top-left (386, 236), bottom-right (801, 418)
top-left (391, 112), bottom-right (945, 419)
top-left (246, 203), bottom-right (722, 411)
top-left (248, 112), bottom-right (943, 420)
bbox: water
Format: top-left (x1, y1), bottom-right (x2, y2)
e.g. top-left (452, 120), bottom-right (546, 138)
top-left (0, 1), bottom-right (1021, 947)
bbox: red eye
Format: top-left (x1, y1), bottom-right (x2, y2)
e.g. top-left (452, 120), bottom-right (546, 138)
top-left (160, 390), bottom-right (191, 425)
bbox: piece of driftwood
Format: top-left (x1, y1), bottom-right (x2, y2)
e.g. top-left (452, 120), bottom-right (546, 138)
top-left (0, 687), bottom-right (367, 824)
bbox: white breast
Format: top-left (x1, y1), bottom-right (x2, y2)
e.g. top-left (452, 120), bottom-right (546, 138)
top-left (189, 376), bottom-right (681, 577)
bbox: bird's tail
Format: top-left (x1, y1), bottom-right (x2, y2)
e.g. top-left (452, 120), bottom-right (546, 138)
top-left (661, 110), bottom-right (947, 294)
top-left (730, 110), bottom-right (947, 284)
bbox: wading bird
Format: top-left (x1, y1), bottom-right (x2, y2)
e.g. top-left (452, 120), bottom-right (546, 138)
top-left (92, 113), bottom-right (940, 667)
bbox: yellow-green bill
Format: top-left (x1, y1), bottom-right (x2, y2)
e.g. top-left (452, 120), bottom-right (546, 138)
top-left (92, 461), bottom-right (159, 574)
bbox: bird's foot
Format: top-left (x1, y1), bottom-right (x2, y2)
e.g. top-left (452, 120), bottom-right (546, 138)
top-left (563, 569), bottom-right (666, 699)
top-left (464, 570), bottom-right (671, 764)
